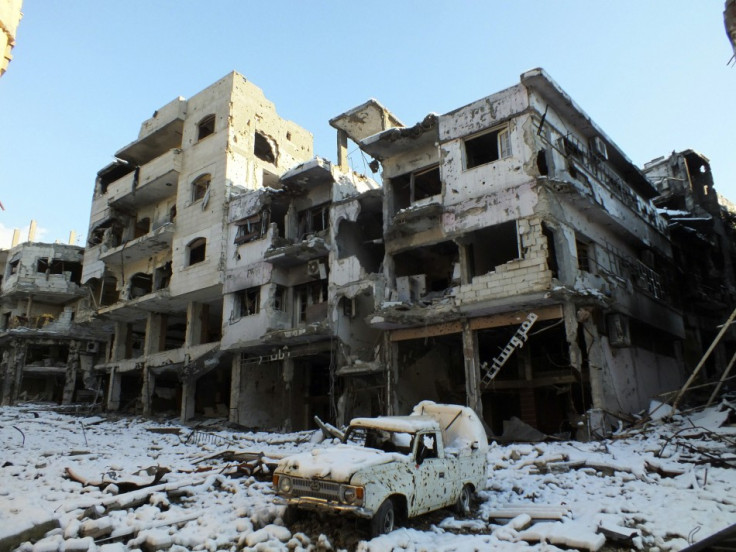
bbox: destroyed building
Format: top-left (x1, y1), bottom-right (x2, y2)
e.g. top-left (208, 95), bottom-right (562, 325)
top-left (222, 158), bottom-right (382, 430)
top-left (332, 69), bottom-right (690, 437)
top-left (0, 0), bottom-right (22, 78)
top-left (643, 150), bottom-right (736, 379)
top-left (0, 240), bottom-right (106, 405)
top-left (80, 72), bottom-right (313, 420)
top-left (45, 68), bottom-right (736, 437)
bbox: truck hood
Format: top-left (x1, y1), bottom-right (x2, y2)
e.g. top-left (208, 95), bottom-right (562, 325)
top-left (277, 444), bottom-right (409, 483)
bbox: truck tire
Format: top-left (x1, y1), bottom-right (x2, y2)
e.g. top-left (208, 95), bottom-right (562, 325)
top-left (454, 484), bottom-right (472, 516)
top-left (370, 498), bottom-right (395, 536)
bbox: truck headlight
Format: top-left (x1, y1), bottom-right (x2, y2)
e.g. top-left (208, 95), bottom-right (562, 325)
top-left (278, 476), bottom-right (293, 494)
top-left (339, 485), bottom-right (364, 505)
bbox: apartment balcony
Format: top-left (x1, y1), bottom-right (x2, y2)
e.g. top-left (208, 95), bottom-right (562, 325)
top-left (264, 230), bottom-right (330, 267)
top-left (99, 222), bottom-right (175, 267)
top-left (1, 273), bottom-right (85, 304)
top-left (106, 149), bottom-right (181, 210)
top-left (115, 98), bottom-right (186, 166)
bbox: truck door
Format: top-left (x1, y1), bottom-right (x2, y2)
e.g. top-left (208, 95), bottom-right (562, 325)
top-left (411, 431), bottom-right (451, 513)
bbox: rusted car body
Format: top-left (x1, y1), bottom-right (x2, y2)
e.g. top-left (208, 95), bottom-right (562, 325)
top-left (273, 401), bottom-right (488, 535)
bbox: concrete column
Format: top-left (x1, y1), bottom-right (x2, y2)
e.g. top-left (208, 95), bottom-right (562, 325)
top-left (62, 341), bottom-right (80, 405)
top-left (282, 356), bottom-right (294, 431)
top-left (337, 129), bottom-right (349, 171)
top-left (229, 355), bottom-right (241, 424)
top-left (185, 302), bottom-right (208, 347)
top-left (1, 348), bottom-right (12, 405)
top-left (144, 313), bottom-right (166, 355)
top-left (111, 322), bottom-right (129, 361)
top-left (11, 340), bottom-right (25, 403)
top-left (181, 380), bottom-right (196, 421)
top-left (462, 320), bottom-right (483, 418)
top-left (582, 317), bottom-right (606, 411)
top-left (457, 242), bottom-right (472, 285)
top-left (385, 333), bottom-right (399, 416)
top-left (107, 367), bottom-right (122, 411)
top-left (142, 366), bottom-right (155, 416)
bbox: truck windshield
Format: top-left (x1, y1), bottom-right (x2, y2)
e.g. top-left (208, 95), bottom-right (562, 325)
top-left (343, 426), bottom-right (413, 455)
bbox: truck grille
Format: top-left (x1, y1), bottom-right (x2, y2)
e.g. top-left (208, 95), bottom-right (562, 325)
top-left (291, 478), bottom-right (340, 501)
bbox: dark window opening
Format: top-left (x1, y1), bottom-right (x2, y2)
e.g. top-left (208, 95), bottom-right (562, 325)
top-left (134, 217), bottom-right (151, 238)
top-left (169, 205), bottom-right (177, 222)
top-left (295, 280), bottom-right (328, 324)
top-left (97, 161), bottom-right (135, 196)
top-left (129, 273), bottom-right (153, 298)
top-left (465, 127), bottom-right (510, 169)
top-left (197, 114), bottom-right (216, 141)
top-left (390, 165), bottom-right (441, 213)
top-left (154, 262), bottom-right (172, 291)
top-left (235, 210), bottom-right (270, 244)
top-left (36, 258), bottom-right (49, 273)
top-left (542, 223), bottom-right (559, 279)
top-left (537, 150), bottom-right (549, 176)
top-left (466, 221), bottom-right (519, 279)
top-left (192, 174), bottom-right (211, 202)
top-left (413, 165), bottom-right (442, 201)
top-left (165, 314), bottom-right (186, 351)
top-left (100, 274), bottom-right (119, 306)
top-left (254, 132), bottom-right (276, 164)
top-left (36, 258), bottom-right (82, 283)
top-left (297, 203), bottom-right (330, 238)
top-left (274, 285), bottom-right (286, 311)
top-left (576, 237), bottom-right (592, 273)
top-left (336, 218), bottom-right (384, 273)
top-left (187, 238), bottom-right (206, 266)
top-left (235, 287), bottom-right (261, 318)
top-left (269, 199), bottom-right (288, 238)
top-left (393, 241), bottom-right (459, 299)
top-left (9, 260), bottom-right (18, 275)
top-left (88, 219), bottom-right (124, 248)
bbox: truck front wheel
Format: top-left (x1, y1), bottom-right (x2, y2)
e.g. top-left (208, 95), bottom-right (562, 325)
top-left (370, 498), bottom-right (395, 536)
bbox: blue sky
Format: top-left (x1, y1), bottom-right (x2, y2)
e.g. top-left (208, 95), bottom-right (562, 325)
top-left (0, 1), bottom-right (733, 248)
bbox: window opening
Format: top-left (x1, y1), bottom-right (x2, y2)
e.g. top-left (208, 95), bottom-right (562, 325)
top-left (192, 174), bottom-right (211, 202)
top-left (129, 273), bottom-right (153, 298)
top-left (235, 287), bottom-right (260, 317)
top-left (254, 132), bottom-right (276, 163)
top-left (464, 127), bottom-right (511, 169)
top-left (188, 238), bottom-right (206, 266)
top-left (197, 114), bottom-right (215, 141)
top-left (234, 210), bottom-right (270, 244)
top-left (390, 165), bottom-right (441, 212)
top-left (297, 203), bottom-right (330, 238)
top-left (576, 237), bottom-right (592, 273)
top-left (274, 285), bottom-right (286, 311)
top-left (134, 217), bottom-right (150, 238)
top-left (154, 262), bottom-right (172, 290)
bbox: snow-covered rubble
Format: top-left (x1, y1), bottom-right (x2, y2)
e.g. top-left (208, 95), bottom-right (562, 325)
top-left (1, 402), bottom-right (735, 551)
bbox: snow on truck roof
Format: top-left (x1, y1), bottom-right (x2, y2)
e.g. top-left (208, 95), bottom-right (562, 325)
top-left (350, 401), bottom-right (489, 452)
top-left (349, 415), bottom-right (439, 433)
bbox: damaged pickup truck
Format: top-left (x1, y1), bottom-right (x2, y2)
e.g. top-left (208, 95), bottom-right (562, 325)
top-left (273, 401), bottom-right (488, 536)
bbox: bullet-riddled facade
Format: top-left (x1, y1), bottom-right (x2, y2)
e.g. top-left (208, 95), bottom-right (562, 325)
top-left (62, 68), bottom-right (735, 438)
top-left (333, 69), bottom-right (688, 437)
top-left (81, 72), bottom-right (313, 421)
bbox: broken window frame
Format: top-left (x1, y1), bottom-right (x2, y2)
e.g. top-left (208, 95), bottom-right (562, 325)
top-left (8, 260), bottom-right (19, 276)
top-left (197, 114), bottom-right (216, 141)
top-left (463, 125), bottom-right (512, 170)
top-left (297, 203), bottom-right (330, 239)
top-left (187, 237), bottom-right (207, 266)
top-left (191, 174), bottom-right (211, 203)
top-left (575, 236), bottom-right (594, 273)
top-left (234, 286), bottom-right (261, 318)
top-left (234, 209), bottom-right (270, 245)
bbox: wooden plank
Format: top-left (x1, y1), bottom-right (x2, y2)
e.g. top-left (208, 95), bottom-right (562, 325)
top-left (388, 304), bottom-right (563, 342)
top-left (389, 320), bottom-right (463, 342)
top-left (470, 304), bottom-right (563, 331)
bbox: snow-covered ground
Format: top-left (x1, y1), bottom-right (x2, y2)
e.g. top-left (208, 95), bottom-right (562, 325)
top-left (1, 402), bottom-right (735, 552)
